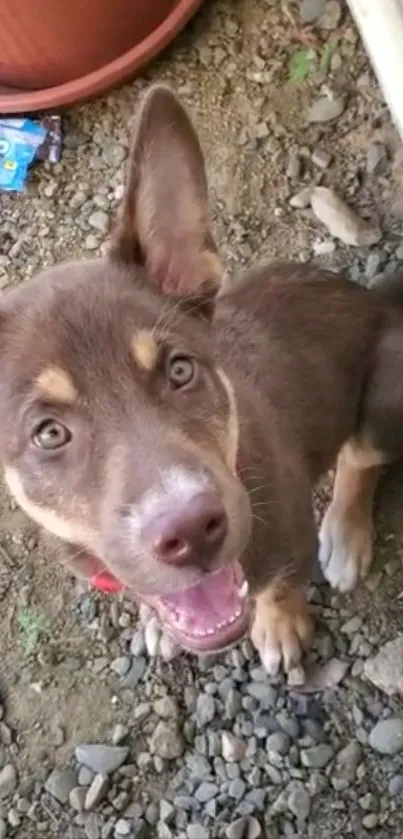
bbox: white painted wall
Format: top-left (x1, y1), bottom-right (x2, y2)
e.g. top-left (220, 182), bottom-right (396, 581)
top-left (347, 0), bottom-right (403, 140)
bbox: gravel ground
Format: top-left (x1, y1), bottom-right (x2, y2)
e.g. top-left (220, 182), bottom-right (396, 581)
top-left (1, 1), bottom-right (403, 837)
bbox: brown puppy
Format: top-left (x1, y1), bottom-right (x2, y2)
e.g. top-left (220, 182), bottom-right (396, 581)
top-left (0, 85), bottom-right (402, 676)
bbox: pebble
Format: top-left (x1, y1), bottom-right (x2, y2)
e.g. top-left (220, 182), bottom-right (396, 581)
top-left (316, 0), bottom-right (342, 29)
top-left (78, 766), bottom-right (95, 786)
top-left (289, 187), bottom-right (313, 209)
top-left (308, 96), bottom-right (344, 123)
top-left (45, 767), bottom-right (76, 804)
top-left (301, 744), bottom-right (334, 769)
top-left (266, 732), bottom-right (291, 756)
top-left (150, 721), bottom-right (185, 759)
top-left (286, 151), bottom-right (301, 180)
top-left (110, 656), bottom-right (131, 677)
top-left (364, 634), bottom-right (403, 695)
top-left (144, 617), bottom-right (161, 656)
top-left (85, 774), bottom-right (109, 810)
top-left (301, 0), bottom-right (326, 24)
top-left (122, 657), bottom-right (146, 687)
top-left (0, 763), bottom-right (16, 800)
top-left (388, 774), bottom-right (403, 796)
top-left (369, 717), bottom-right (403, 755)
top-left (367, 143), bottom-right (388, 175)
top-left (88, 210), bottom-right (109, 233)
top-left (70, 786), bottom-right (87, 811)
top-left (195, 781), bottom-right (219, 803)
top-left (115, 818), bottom-right (132, 837)
top-left (130, 629), bottom-right (146, 656)
top-left (225, 817), bottom-right (247, 839)
top-left (112, 724), bottom-right (129, 746)
top-left (287, 781), bottom-right (311, 820)
top-left (187, 826), bottom-right (210, 839)
top-left (196, 694), bottom-right (216, 726)
top-left (222, 732), bottom-right (246, 762)
top-left (75, 745), bottom-right (129, 775)
top-left (311, 149), bottom-right (332, 170)
top-left (310, 187), bottom-right (382, 245)
top-left (155, 696), bottom-right (179, 719)
top-left (0, 817), bottom-right (6, 839)
top-left (335, 741), bottom-right (362, 782)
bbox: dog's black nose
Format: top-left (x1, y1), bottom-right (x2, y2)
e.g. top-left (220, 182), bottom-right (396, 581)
top-left (145, 494), bottom-right (228, 568)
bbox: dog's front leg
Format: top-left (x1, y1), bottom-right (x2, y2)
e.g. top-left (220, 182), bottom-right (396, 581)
top-left (251, 580), bottom-right (313, 677)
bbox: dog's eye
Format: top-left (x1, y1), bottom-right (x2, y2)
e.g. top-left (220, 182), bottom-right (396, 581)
top-left (32, 419), bottom-right (71, 450)
top-left (167, 354), bottom-right (196, 389)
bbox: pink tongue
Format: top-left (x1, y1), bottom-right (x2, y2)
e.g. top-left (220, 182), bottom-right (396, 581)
top-left (161, 563), bottom-right (243, 627)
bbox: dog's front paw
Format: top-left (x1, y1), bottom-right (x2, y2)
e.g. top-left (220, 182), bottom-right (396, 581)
top-left (251, 587), bottom-right (313, 677)
top-left (319, 502), bottom-right (373, 592)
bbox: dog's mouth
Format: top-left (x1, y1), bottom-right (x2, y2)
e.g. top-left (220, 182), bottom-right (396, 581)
top-left (91, 559), bottom-right (251, 652)
top-left (147, 560), bottom-right (251, 652)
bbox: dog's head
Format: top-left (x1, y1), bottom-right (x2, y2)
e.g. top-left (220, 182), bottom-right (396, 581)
top-left (0, 87), bottom-right (252, 651)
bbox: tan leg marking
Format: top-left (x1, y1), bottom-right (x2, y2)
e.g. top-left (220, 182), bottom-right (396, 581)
top-left (251, 583), bottom-right (313, 676)
top-left (319, 436), bottom-right (387, 592)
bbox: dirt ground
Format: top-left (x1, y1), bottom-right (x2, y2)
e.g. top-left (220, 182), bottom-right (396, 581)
top-left (1, 2), bottom-right (403, 838)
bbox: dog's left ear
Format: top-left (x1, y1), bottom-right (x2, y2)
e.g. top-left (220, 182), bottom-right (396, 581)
top-left (109, 85), bottom-right (222, 318)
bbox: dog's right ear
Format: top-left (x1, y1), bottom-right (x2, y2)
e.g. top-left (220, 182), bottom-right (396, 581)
top-left (109, 85), bottom-right (222, 317)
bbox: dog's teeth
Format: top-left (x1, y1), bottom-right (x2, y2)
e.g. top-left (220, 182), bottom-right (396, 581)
top-left (238, 581), bottom-right (249, 599)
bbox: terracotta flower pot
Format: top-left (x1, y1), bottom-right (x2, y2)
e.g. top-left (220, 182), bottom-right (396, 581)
top-left (0, 0), bottom-right (202, 113)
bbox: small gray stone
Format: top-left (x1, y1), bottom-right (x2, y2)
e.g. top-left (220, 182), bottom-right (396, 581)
top-left (0, 763), bottom-right (16, 799)
top-left (222, 732), bottom-right (246, 762)
top-left (110, 656), bottom-right (131, 677)
top-left (85, 774), bottom-right (109, 810)
top-left (369, 717), bottom-right (403, 755)
top-left (196, 694), bottom-right (216, 726)
top-left (317, 0), bottom-right (342, 29)
top-left (76, 744), bottom-right (129, 775)
top-left (289, 187), bottom-right (313, 209)
top-left (45, 768), bottom-right (76, 804)
top-left (195, 782), bottom-right (219, 803)
top-left (160, 800), bottom-right (175, 823)
top-left (364, 635), bottom-right (403, 696)
top-left (301, 744), bottom-right (334, 769)
top-left (69, 786), bottom-right (87, 812)
top-left (0, 817), bottom-right (6, 839)
top-left (308, 96), bottom-right (344, 124)
top-left (311, 148), bottom-right (332, 170)
top-left (122, 657), bottom-right (146, 687)
top-left (266, 732), bottom-right (291, 756)
top-left (155, 697), bottom-right (179, 719)
top-left (88, 210), bottom-right (109, 234)
top-left (225, 817), bottom-right (247, 839)
top-left (301, 0), bottom-right (326, 24)
top-left (115, 818), bottom-right (132, 837)
top-left (247, 818), bottom-right (262, 839)
top-left (112, 724), bottom-right (129, 746)
top-left (150, 721), bottom-right (184, 759)
top-left (389, 774), bottom-right (403, 796)
top-left (225, 689), bottom-right (242, 718)
top-left (367, 143), bottom-right (388, 175)
top-left (229, 778), bottom-right (246, 800)
top-left (187, 826), bottom-right (210, 839)
top-left (130, 629), bottom-right (146, 656)
top-left (311, 187), bottom-right (381, 246)
top-left (286, 151), bottom-right (301, 180)
top-left (78, 766), bottom-right (95, 786)
top-left (287, 781), bottom-right (310, 820)
top-left (335, 741), bottom-right (362, 781)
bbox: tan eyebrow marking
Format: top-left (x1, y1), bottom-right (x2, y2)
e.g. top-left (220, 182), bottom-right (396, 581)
top-left (131, 329), bottom-right (159, 371)
top-left (36, 366), bottom-right (77, 403)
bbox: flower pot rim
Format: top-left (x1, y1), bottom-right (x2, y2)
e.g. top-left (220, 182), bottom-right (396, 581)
top-left (0, 0), bottom-right (202, 114)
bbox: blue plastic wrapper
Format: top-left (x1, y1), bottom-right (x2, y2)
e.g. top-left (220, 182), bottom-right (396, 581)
top-left (0, 117), bottom-right (62, 192)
